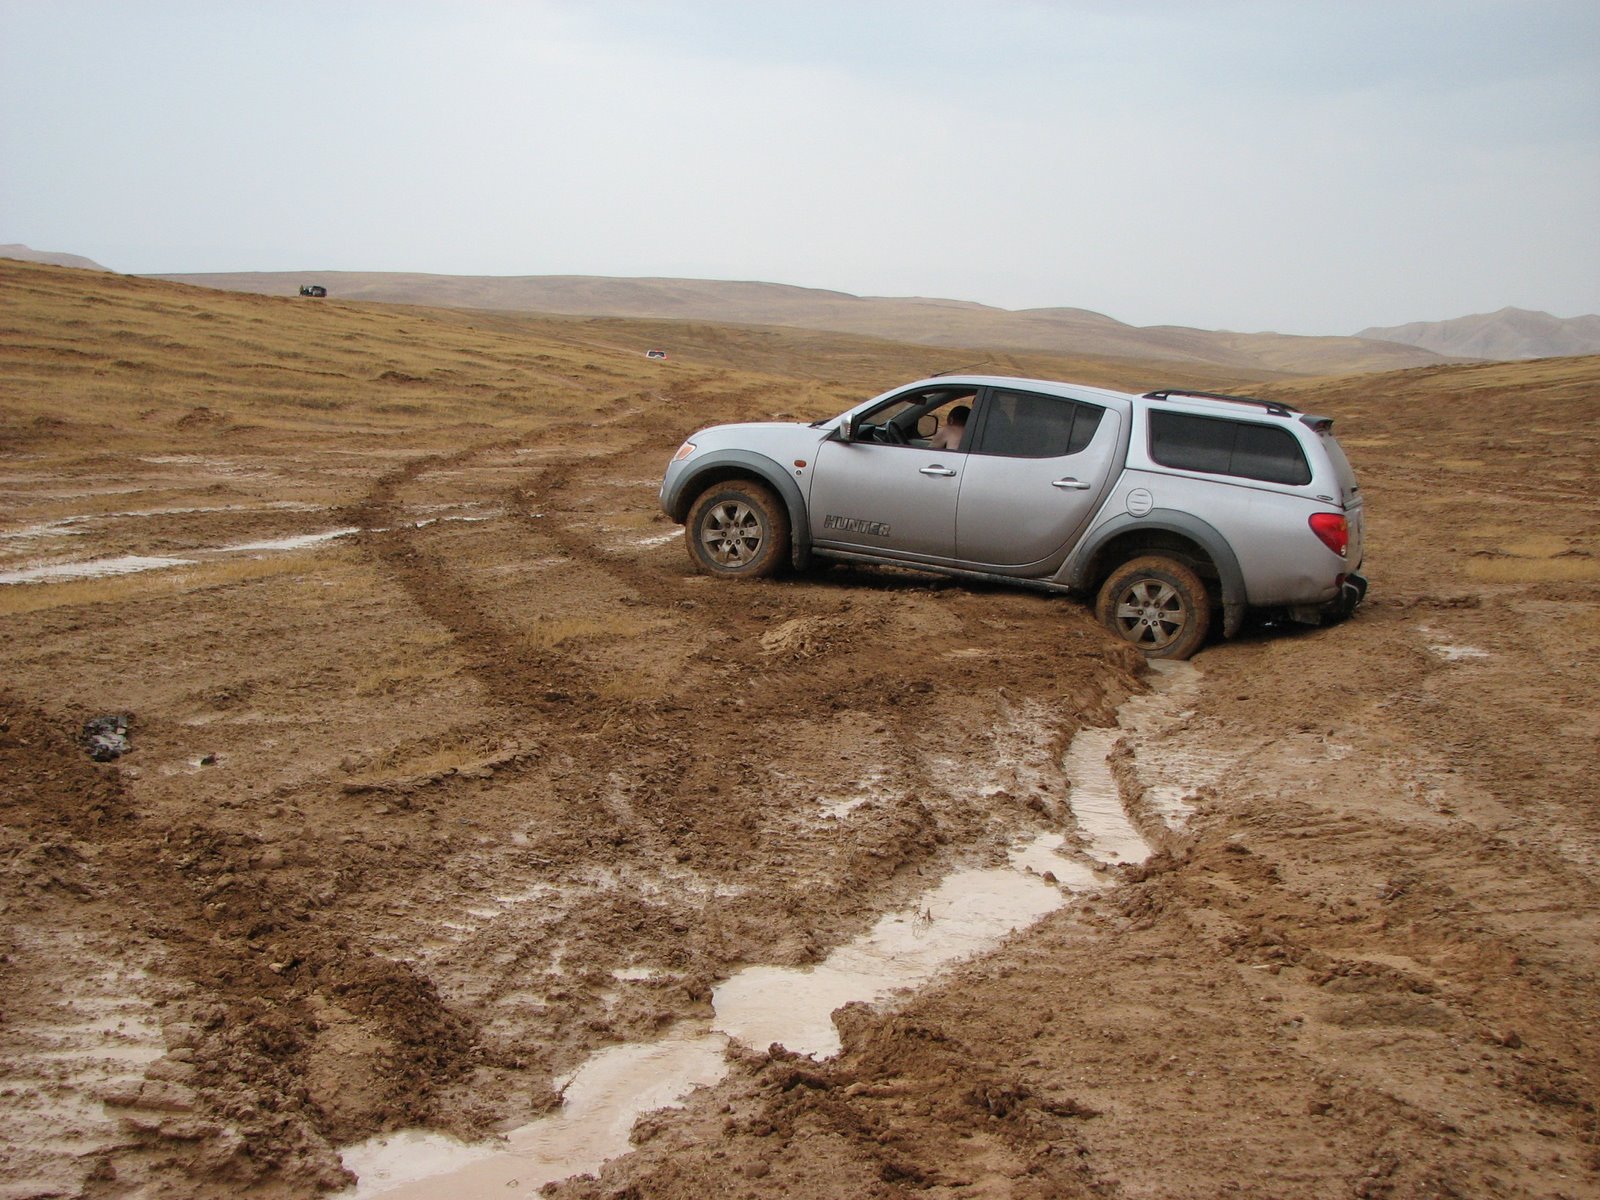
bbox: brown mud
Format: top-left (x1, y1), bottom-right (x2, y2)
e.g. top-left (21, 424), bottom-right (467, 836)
top-left (2, 260), bottom-right (1597, 1198)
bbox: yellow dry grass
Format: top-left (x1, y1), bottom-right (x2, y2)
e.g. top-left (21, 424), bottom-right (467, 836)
top-left (343, 740), bottom-right (503, 789)
top-left (1502, 534), bottom-right (1581, 558)
top-left (0, 258), bottom-right (653, 455)
top-left (0, 551), bottom-right (340, 617)
top-left (522, 613), bottom-right (669, 650)
top-left (353, 629), bottom-right (462, 697)
top-left (590, 668), bottom-right (675, 704)
top-left (1, 255), bottom-right (1301, 474)
top-left (1466, 557), bottom-right (1600, 583)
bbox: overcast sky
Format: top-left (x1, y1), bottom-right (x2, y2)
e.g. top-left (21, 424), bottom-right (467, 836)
top-left (3, 1), bottom-right (1596, 335)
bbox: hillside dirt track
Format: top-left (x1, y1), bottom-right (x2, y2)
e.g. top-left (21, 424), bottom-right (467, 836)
top-left (2, 260), bottom-right (1598, 1199)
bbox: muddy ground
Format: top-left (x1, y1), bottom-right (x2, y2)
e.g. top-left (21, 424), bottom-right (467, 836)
top-left (2, 261), bottom-right (1598, 1198)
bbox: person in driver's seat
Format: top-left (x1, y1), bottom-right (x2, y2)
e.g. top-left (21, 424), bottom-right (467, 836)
top-left (928, 404), bottom-right (969, 451)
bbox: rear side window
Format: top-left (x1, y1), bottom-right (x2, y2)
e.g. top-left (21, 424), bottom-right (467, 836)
top-left (974, 390), bottom-right (1105, 458)
top-left (1149, 412), bottom-right (1311, 485)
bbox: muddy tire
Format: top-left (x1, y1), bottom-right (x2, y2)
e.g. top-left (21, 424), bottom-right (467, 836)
top-left (685, 480), bottom-right (790, 578)
top-left (1094, 555), bottom-right (1212, 660)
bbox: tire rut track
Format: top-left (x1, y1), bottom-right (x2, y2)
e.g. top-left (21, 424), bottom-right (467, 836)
top-left (0, 693), bottom-right (483, 1192)
top-left (334, 407), bottom-right (1110, 957)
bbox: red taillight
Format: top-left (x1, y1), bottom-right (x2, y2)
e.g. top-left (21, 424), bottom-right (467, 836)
top-left (1309, 512), bottom-right (1349, 557)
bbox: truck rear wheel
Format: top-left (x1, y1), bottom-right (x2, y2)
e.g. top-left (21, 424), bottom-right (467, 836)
top-left (685, 481), bottom-right (789, 578)
top-left (1095, 556), bottom-right (1211, 659)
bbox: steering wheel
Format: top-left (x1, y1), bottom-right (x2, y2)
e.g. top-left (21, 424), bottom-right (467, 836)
top-left (877, 421), bottom-right (907, 445)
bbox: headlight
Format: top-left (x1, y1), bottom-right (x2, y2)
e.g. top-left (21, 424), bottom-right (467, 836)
top-left (671, 441), bottom-right (697, 462)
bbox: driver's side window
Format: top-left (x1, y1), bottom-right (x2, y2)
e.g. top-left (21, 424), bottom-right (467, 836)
top-left (921, 397), bottom-right (974, 451)
top-left (856, 389), bottom-right (978, 447)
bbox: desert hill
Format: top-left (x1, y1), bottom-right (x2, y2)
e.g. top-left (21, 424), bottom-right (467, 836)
top-left (12, 241), bottom-right (1593, 370)
top-left (1359, 307), bottom-right (1600, 360)
top-left (1, 242), bottom-right (110, 272)
top-left (0, 255), bottom-right (1273, 431)
top-left (146, 269), bottom-right (1450, 377)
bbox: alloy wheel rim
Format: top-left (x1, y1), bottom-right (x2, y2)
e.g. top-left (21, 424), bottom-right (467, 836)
top-left (701, 500), bottom-right (763, 566)
top-left (1113, 579), bottom-right (1185, 649)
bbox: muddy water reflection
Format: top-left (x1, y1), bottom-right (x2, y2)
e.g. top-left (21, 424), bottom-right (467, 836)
top-left (343, 858), bottom-right (1079, 1199)
top-left (339, 663), bottom-right (1197, 1198)
top-left (341, 1037), bottom-right (730, 1198)
top-left (713, 861), bottom-right (1071, 1060)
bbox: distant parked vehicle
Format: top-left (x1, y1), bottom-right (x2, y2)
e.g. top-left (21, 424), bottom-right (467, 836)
top-left (299, 285), bottom-right (327, 298)
top-left (659, 375), bottom-right (1367, 659)
top-left (646, 349), bottom-right (667, 360)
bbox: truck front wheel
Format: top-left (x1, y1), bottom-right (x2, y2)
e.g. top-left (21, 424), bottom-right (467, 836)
top-left (1095, 556), bottom-right (1212, 659)
top-left (685, 481), bottom-right (790, 578)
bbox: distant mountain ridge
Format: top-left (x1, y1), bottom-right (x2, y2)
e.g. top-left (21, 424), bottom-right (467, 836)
top-left (1358, 307), bottom-right (1600, 360)
top-left (1, 242), bottom-right (109, 272)
top-left (12, 241), bottom-right (1587, 371)
top-left (145, 269), bottom-right (1449, 377)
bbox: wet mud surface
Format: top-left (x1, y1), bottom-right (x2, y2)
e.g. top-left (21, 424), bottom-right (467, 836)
top-left (2, 261), bottom-right (1597, 1198)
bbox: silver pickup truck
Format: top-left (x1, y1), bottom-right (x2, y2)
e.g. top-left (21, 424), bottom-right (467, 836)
top-left (659, 375), bottom-right (1366, 659)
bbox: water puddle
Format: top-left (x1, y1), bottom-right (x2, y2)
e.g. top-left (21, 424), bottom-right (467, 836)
top-left (1062, 726), bottom-right (1150, 864)
top-left (408, 513), bottom-right (500, 530)
top-left (3, 933), bottom-right (167, 1199)
top-left (1008, 834), bottom-right (1106, 889)
top-left (0, 554), bottom-right (199, 584)
top-left (215, 527), bottom-right (361, 553)
top-left (0, 528), bottom-right (358, 585)
top-left (816, 768), bottom-right (889, 822)
top-left (711, 860), bottom-right (1072, 1060)
top-left (1145, 784), bottom-right (1198, 832)
top-left (0, 514), bottom-right (516, 585)
top-left (0, 518), bottom-right (89, 542)
top-left (819, 795), bottom-right (869, 820)
top-left (343, 1037), bottom-right (731, 1198)
top-left (1418, 625), bottom-right (1490, 662)
top-left (0, 501), bottom-right (323, 543)
top-left (342, 861), bottom-right (1075, 1199)
top-left (339, 662), bottom-right (1199, 1198)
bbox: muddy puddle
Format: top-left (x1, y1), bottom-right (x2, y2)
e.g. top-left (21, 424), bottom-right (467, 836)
top-left (0, 554), bottom-right (201, 584)
top-left (1418, 623), bottom-right (1491, 662)
top-left (0, 494), bottom-right (506, 586)
top-left (0, 527), bottom-right (362, 585)
top-left (0, 519), bottom-right (494, 586)
top-left (338, 662), bottom-right (1199, 1198)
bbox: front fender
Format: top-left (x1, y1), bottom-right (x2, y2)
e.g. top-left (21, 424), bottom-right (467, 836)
top-left (665, 450), bottom-right (812, 567)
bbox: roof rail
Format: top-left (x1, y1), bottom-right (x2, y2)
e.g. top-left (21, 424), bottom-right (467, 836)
top-left (1143, 389), bottom-right (1298, 417)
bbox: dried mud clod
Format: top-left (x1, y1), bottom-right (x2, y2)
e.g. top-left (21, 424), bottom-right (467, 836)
top-left (80, 712), bottom-right (133, 760)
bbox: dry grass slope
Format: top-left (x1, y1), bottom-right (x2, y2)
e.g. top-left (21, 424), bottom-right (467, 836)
top-left (2, 257), bottom-right (1289, 456)
top-left (145, 267), bottom-right (1456, 376)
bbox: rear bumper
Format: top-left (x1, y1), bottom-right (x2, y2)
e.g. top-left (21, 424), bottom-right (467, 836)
top-left (1287, 571), bottom-right (1367, 626)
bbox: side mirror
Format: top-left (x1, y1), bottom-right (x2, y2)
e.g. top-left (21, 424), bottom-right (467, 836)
top-left (916, 413), bottom-right (938, 439)
top-left (838, 413), bottom-right (857, 442)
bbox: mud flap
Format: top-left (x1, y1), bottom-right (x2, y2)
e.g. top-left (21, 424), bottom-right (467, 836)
top-left (1223, 600), bottom-right (1246, 639)
top-left (1332, 571), bottom-right (1368, 619)
top-left (1286, 572), bottom-right (1368, 627)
